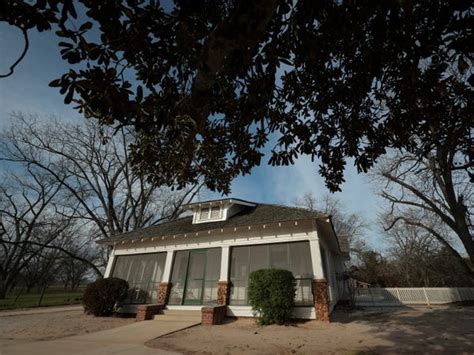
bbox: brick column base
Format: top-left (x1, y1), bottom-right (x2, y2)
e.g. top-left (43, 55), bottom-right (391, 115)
top-left (217, 281), bottom-right (230, 305)
top-left (313, 279), bottom-right (330, 322)
top-left (136, 304), bottom-right (164, 321)
top-left (202, 305), bottom-right (227, 326)
top-left (157, 282), bottom-right (172, 304)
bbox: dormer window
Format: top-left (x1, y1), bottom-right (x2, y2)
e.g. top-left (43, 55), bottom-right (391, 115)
top-left (197, 205), bottom-right (222, 222)
top-left (199, 207), bottom-right (210, 221)
top-left (210, 206), bottom-right (221, 219)
top-left (189, 198), bottom-right (257, 224)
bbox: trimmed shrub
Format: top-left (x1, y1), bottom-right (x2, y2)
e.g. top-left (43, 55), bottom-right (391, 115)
top-left (248, 269), bottom-right (296, 325)
top-left (83, 277), bottom-right (129, 317)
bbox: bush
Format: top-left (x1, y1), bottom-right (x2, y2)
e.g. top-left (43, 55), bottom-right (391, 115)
top-left (248, 269), bottom-right (296, 325)
top-left (83, 277), bottom-right (129, 317)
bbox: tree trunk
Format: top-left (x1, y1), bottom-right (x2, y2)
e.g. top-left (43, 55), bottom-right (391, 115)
top-left (38, 284), bottom-right (48, 307)
top-left (14, 287), bottom-right (24, 302)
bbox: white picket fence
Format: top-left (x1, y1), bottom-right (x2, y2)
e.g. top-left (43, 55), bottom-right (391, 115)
top-left (353, 287), bottom-right (474, 306)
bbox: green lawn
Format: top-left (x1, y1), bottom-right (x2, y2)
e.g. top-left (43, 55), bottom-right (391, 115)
top-left (0, 288), bottom-right (84, 310)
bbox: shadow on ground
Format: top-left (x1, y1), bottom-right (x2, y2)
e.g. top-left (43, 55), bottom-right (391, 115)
top-left (332, 304), bottom-right (474, 353)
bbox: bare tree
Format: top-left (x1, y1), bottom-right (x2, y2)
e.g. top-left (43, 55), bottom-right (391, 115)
top-left (384, 221), bottom-right (440, 287)
top-left (2, 114), bottom-right (202, 234)
top-left (0, 113), bottom-right (202, 265)
top-left (58, 257), bottom-right (91, 291)
top-left (374, 214), bottom-right (474, 287)
top-left (376, 144), bottom-right (473, 274)
top-left (12, 217), bottom-right (101, 295)
top-left (0, 167), bottom-right (69, 298)
top-left (293, 192), bottom-right (367, 253)
top-left (0, 113), bottom-right (203, 294)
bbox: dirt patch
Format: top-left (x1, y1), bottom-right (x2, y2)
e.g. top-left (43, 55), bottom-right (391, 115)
top-left (0, 309), bottom-right (134, 345)
top-left (147, 306), bottom-right (474, 354)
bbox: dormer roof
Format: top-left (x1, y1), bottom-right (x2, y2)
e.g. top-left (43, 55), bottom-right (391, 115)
top-left (184, 198), bottom-right (257, 208)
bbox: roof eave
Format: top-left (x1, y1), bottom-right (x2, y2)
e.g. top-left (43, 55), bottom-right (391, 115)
top-left (98, 215), bottom-right (330, 247)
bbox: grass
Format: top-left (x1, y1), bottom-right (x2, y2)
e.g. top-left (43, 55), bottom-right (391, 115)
top-left (0, 287), bottom-right (84, 310)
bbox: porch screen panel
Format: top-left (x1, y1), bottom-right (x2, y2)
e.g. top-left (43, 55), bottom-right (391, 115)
top-left (230, 246), bottom-right (250, 305)
top-left (289, 242), bottom-right (314, 305)
top-left (269, 243), bottom-right (289, 270)
top-left (203, 248), bottom-right (221, 304)
top-left (229, 241), bottom-right (313, 306)
top-left (111, 252), bottom-right (166, 304)
top-left (168, 250), bottom-right (189, 304)
top-left (249, 245), bottom-right (268, 273)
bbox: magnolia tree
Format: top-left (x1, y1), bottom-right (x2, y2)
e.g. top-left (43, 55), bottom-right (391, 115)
top-left (2, 1), bottom-right (472, 193)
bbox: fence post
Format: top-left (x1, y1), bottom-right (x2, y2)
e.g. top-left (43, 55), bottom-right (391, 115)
top-left (368, 287), bottom-right (374, 307)
top-left (454, 287), bottom-right (462, 302)
top-left (423, 288), bottom-right (430, 306)
top-left (395, 288), bottom-right (401, 303)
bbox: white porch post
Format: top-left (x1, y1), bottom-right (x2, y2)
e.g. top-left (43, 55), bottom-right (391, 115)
top-left (219, 246), bottom-right (230, 282)
top-left (309, 236), bottom-right (330, 322)
top-left (217, 246), bottom-right (231, 305)
top-left (104, 250), bottom-right (115, 278)
top-left (309, 239), bottom-right (325, 280)
top-left (157, 250), bottom-right (174, 304)
top-left (162, 250), bottom-right (175, 283)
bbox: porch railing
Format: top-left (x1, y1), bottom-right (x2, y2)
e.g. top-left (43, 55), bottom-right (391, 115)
top-left (229, 277), bottom-right (314, 306)
top-left (123, 282), bottom-right (160, 304)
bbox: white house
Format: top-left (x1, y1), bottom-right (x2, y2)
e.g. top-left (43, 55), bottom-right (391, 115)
top-left (99, 198), bottom-right (349, 321)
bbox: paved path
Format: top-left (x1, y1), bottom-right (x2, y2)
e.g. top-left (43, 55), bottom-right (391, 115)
top-left (0, 305), bottom-right (83, 317)
top-left (1, 311), bottom-right (201, 355)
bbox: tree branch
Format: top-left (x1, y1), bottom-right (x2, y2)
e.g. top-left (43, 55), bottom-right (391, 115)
top-left (0, 28), bottom-right (29, 78)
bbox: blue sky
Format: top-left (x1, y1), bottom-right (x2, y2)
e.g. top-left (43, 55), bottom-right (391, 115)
top-left (0, 22), bottom-right (386, 250)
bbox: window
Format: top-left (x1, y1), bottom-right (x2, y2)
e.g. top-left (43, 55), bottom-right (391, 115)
top-left (111, 253), bottom-right (166, 304)
top-left (210, 206), bottom-right (221, 219)
top-left (199, 207), bottom-right (210, 221)
top-left (229, 241), bottom-right (314, 306)
top-left (196, 205), bottom-right (222, 222)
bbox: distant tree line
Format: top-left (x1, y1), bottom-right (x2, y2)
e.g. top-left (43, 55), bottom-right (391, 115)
top-left (350, 230), bottom-right (474, 288)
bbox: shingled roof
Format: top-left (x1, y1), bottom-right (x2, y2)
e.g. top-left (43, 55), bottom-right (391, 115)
top-left (98, 203), bottom-right (329, 245)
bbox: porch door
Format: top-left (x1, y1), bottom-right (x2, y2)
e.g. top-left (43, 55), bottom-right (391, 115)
top-left (183, 250), bottom-right (206, 305)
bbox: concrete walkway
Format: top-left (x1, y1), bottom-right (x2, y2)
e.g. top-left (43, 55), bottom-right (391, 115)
top-left (1, 310), bottom-right (202, 355)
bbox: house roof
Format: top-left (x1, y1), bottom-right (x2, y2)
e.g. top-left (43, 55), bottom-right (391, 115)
top-left (98, 203), bottom-right (329, 245)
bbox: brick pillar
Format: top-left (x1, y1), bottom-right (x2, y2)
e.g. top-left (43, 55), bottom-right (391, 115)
top-left (217, 281), bottom-right (230, 305)
top-left (313, 279), bottom-right (330, 322)
top-left (136, 304), bottom-right (164, 321)
top-left (157, 282), bottom-right (172, 304)
top-left (201, 305), bottom-right (227, 326)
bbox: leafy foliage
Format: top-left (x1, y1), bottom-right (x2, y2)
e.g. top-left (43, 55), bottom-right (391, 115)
top-left (248, 269), bottom-right (296, 325)
top-left (82, 277), bottom-right (128, 317)
top-left (1, 1), bottom-right (472, 192)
